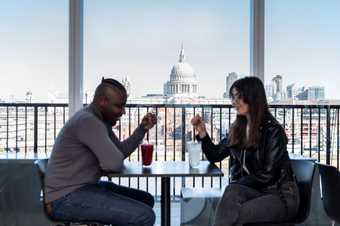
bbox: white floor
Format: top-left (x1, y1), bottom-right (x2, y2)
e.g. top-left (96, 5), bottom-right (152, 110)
top-left (154, 200), bottom-right (181, 226)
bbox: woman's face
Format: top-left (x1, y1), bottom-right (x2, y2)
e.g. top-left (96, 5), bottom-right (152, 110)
top-left (231, 88), bottom-right (249, 116)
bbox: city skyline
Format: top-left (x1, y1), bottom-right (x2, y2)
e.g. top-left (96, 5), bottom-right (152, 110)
top-left (0, 0), bottom-right (339, 102)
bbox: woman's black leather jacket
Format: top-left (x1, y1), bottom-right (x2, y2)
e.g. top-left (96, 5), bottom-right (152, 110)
top-left (197, 116), bottom-right (295, 190)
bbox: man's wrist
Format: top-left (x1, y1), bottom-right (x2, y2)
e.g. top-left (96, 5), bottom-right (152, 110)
top-left (139, 123), bottom-right (149, 132)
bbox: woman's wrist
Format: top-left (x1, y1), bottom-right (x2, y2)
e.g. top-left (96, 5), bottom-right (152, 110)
top-left (198, 130), bottom-right (207, 139)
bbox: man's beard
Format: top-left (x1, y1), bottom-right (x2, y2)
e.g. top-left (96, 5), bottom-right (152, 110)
top-left (103, 114), bottom-right (118, 126)
top-left (111, 119), bottom-right (117, 126)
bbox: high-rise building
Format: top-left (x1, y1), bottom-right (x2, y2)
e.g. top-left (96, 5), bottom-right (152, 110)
top-left (272, 75), bottom-right (283, 101)
top-left (272, 75), bottom-right (283, 93)
top-left (265, 84), bottom-right (274, 102)
top-left (296, 87), bottom-right (307, 100)
top-left (296, 86), bottom-right (325, 101)
top-left (286, 83), bottom-right (297, 100)
top-left (223, 72), bottom-right (238, 98)
top-left (308, 86), bottom-right (325, 100)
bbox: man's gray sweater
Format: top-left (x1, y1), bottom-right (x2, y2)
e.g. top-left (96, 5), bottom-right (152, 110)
top-left (44, 104), bottom-right (146, 203)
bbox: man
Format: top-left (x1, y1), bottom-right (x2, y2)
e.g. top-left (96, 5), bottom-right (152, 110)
top-left (44, 78), bottom-right (157, 226)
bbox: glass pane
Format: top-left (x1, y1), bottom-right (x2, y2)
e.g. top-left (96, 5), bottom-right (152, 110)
top-left (265, 0), bottom-right (340, 102)
top-left (84, 0), bottom-right (249, 101)
top-left (0, 0), bottom-right (68, 103)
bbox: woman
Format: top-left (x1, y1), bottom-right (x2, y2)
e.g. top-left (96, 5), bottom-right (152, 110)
top-left (191, 77), bottom-right (299, 226)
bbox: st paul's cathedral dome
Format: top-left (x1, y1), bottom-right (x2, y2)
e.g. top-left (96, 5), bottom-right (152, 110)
top-left (163, 46), bottom-right (199, 98)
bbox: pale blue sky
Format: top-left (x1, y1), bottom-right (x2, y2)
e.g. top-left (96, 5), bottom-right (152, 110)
top-left (265, 0), bottom-right (340, 97)
top-left (0, 0), bottom-right (339, 102)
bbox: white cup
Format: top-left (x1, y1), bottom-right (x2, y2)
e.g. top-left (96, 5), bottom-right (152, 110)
top-left (186, 141), bottom-right (201, 168)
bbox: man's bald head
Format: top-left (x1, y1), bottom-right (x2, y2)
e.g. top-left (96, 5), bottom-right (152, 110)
top-left (92, 78), bottom-right (127, 125)
top-left (93, 78), bottom-right (127, 100)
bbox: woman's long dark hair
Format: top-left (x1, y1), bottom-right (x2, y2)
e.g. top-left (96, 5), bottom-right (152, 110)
top-left (228, 76), bottom-right (271, 149)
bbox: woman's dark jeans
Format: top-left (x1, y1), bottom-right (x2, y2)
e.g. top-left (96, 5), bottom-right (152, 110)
top-left (214, 182), bottom-right (300, 226)
top-left (49, 181), bottom-right (155, 226)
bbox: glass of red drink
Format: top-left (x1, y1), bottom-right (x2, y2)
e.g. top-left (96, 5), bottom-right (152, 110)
top-left (141, 143), bottom-right (153, 166)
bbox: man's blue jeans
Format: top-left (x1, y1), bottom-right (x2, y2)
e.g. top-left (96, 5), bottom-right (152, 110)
top-left (49, 181), bottom-right (155, 226)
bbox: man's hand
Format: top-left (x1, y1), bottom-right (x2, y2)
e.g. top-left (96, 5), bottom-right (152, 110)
top-left (141, 112), bottom-right (157, 130)
top-left (191, 114), bottom-right (207, 138)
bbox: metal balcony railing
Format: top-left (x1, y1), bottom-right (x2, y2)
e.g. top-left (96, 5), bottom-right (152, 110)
top-left (1, 103), bottom-right (339, 197)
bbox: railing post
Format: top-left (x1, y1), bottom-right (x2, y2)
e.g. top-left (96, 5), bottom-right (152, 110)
top-left (34, 106), bottom-right (38, 154)
top-left (181, 107), bottom-right (186, 188)
top-left (326, 105), bottom-right (331, 165)
top-left (181, 107), bottom-right (186, 161)
top-left (15, 106), bottom-right (18, 151)
top-left (6, 106), bottom-right (9, 151)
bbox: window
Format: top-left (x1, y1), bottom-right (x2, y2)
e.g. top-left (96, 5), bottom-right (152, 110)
top-left (0, 0), bottom-right (68, 102)
top-left (84, 0), bottom-right (249, 100)
top-left (265, 0), bottom-right (340, 101)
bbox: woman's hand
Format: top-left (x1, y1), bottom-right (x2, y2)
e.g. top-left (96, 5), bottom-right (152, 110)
top-left (191, 114), bottom-right (207, 138)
